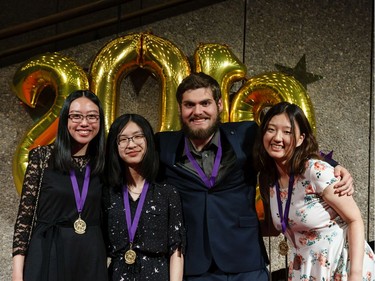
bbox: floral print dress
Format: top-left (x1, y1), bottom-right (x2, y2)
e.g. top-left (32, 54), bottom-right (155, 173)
top-left (269, 159), bottom-right (375, 281)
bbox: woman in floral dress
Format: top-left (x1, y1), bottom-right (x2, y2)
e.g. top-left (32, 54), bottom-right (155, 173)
top-left (254, 102), bottom-right (374, 281)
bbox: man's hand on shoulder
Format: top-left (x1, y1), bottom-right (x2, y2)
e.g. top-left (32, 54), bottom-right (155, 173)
top-left (333, 165), bottom-right (354, 196)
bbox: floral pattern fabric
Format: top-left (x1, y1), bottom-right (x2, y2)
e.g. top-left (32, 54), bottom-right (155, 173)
top-left (269, 159), bottom-right (375, 281)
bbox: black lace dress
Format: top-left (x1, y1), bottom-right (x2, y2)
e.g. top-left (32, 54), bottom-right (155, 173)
top-left (103, 182), bottom-right (186, 281)
top-left (13, 145), bottom-right (108, 281)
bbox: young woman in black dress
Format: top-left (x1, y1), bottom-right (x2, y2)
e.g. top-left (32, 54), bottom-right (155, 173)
top-left (12, 90), bottom-right (108, 281)
top-left (104, 113), bottom-right (185, 281)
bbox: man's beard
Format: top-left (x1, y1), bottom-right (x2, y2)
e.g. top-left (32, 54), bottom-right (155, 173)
top-left (181, 115), bottom-right (221, 140)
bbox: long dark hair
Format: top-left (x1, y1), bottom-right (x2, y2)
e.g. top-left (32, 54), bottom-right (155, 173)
top-left (53, 90), bottom-right (106, 175)
top-left (105, 114), bottom-right (159, 191)
top-left (253, 102), bottom-right (321, 201)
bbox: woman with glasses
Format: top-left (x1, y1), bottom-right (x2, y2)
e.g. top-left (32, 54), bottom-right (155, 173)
top-left (103, 113), bottom-right (185, 281)
top-left (12, 90), bottom-right (108, 281)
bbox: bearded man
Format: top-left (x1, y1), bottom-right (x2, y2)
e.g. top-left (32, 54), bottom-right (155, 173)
top-left (155, 72), bottom-right (353, 281)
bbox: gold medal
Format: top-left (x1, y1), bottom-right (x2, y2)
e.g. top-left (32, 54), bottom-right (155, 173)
top-left (124, 249), bottom-right (137, 264)
top-left (74, 214), bottom-right (86, 234)
top-left (278, 238), bottom-right (289, 256)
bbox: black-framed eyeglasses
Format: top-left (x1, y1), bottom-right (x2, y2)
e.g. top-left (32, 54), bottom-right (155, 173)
top-left (117, 134), bottom-right (145, 147)
top-left (68, 114), bottom-right (100, 123)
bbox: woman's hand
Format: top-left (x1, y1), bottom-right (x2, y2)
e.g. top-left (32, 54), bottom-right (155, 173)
top-left (170, 249), bottom-right (184, 281)
top-left (12, 255), bottom-right (25, 281)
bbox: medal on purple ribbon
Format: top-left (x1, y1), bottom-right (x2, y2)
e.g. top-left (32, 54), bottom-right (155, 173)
top-left (123, 181), bottom-right (149, 265)
top-left (74, 213), bottom-right (87, 234)
top-left (70, 165), bottom-right (91, 235)
top-left (124, 243), bottom-right (137, 265)
top-left (278, 238), bottom-right (289, 256)
top-left (275, 175), bottom-right (294, 256)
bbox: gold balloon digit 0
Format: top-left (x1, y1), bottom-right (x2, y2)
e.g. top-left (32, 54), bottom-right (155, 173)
top-left (89, 32), bottom-right (191, 133)
top-left (89, 33), bottom-right (143, 133)
top-left (141, 33), bottom-right (190, 131)
top-left (12, 52), bottom-right (89, 194)
top-left (194, 43), bottom-right (247, 123)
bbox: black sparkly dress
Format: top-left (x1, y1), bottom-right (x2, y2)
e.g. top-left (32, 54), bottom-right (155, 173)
top-left (13, 145), bottom-right (108, 281)
top-left (104, 182), bottom-right (185, 281)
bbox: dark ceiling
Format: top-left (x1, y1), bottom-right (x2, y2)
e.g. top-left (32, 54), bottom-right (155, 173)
top-left (0, 0), bottom-right (223, 67)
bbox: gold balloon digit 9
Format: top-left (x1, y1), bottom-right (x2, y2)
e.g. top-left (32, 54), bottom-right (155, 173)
top-left (12, 52), bottom-right (89, 194)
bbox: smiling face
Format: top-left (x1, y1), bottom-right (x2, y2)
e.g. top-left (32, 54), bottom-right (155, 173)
top-left (68, 97), bottom-right (100, 154)
top-left (180, 87), bottom-right (223, 144)
top-left (263, 113), bottom-right (305, 166)
top-left (117, 121), bottom-right (147, 168)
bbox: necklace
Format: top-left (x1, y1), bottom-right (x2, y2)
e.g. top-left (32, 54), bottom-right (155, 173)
top-left (128, 188), bottom-right (142, 195)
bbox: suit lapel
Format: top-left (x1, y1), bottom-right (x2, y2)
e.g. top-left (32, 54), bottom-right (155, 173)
top-left (220, 124), bottom-right (243, 160)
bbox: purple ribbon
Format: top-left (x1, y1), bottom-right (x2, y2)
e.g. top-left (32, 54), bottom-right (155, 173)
top-left (123, 182), bottom-right (149, 244)
top-left (320, 150), bottom-right (333, 160)
top-left (70, 165), bottom-right (90, 213)
top-left (184, 137), bottom-right (222, 189)
top-left (275, 174), bottom-right (294, 234)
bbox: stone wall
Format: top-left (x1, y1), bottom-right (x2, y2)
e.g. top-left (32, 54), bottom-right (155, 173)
top-left (0, 0), bottom-right (373, 279)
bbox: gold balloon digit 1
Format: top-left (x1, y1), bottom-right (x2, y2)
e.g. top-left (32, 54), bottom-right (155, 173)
top-left (194, 43), bottom-right (247, 123)
top-left (230, 71), bottom-right (316, 133)
top-left (12, 52), bottom-right (89, 194)
top-left (141, 33), bottom-right (191, 132)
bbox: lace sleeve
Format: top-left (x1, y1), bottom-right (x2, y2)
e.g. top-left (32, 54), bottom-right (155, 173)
top-left (12, 146), bottom-right (48, 256)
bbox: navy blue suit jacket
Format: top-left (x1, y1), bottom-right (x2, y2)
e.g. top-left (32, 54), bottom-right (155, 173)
top-left (156, 121), bottom-right (268, 276)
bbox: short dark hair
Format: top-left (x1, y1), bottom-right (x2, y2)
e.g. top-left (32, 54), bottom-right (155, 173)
top-left (105, 114), bottom-right (159, 190)
top-left (176, 72), bottom-right (221, 104)
top-left (54, 90), bottom-right (106, 175)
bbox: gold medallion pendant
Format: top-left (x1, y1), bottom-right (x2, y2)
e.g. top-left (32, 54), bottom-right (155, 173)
top-left (278, 239), bottom-right (289, 256)
top-left (74, 215), bottom-right (86, 234)
top-left (124, 249), bottom-right (137, 264)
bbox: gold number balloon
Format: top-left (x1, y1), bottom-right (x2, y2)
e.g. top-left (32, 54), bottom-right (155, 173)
top-left (141, 33), bottom-right (191, 131)
top-left (89, 33), bottom-right (143, 133)
top-left (12, 52), bottom-right (89, 194)
top-left (194, 43), bottom-right (247, 123)
top-left (89, 32), bottom-right (191, 133)
top-left (230, 71), bottom-right (316, 132)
